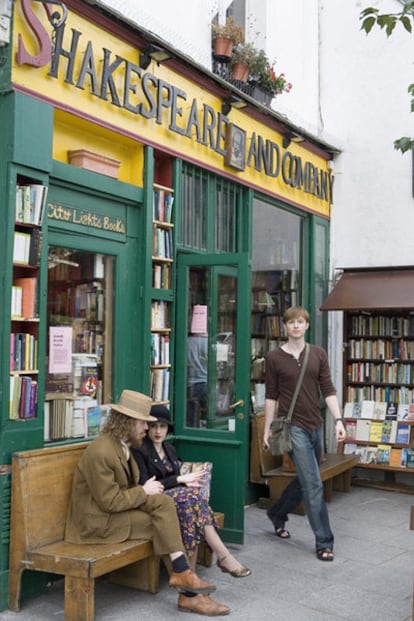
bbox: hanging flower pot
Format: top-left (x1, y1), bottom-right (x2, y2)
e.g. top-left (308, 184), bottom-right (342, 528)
top-left (231, 62), bottom-right (249, 83)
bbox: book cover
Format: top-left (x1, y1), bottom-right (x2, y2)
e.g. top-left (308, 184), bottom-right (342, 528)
top-left (28, 228), bottom-right (43, 267)
top-left (400, 448), bottom-right (408, 467)
top-left (365, 446), bottom-right (378, 464)
top-left (376, 444), bottom-right (391, 464)
top-left (381, 420), bottom-right (398, 443)
top-left (407, 404), bottom-right (414, 421)
top-left (81, 365), bottom-right (98, 398)
top-left (406, 447), bottom-right (414, 468)
top-left (396, 422), bottom-right (410, 445)
top-left (345, 420), bottom-right (357, 440)
top-left (86, 402), bottom-right (101, 438)
top-left (352, 402), bottom-right (362, 419)
top-left (355, 419), bottom-right (371, 442)
top-left (372, 401), bottom-right (387, 420)
top-left (354, 446), bottom-right (368, 463)
top-left (385, 401), bottom-right (398, 420)
top-left (360, 400), bottom-right (375, 419)
top-left (397, 403), bottom-right (409, 421)
top-left (179, 461), bottom-right (212, 501)
top-left (13, 277), bottom-right (37, 319)
top-left (369, 421), bottom-right (383, 443)
top-left (343, 402), bottom-right (355, 419)
top-left (343, 442), bottom-right (357, 455)
top-left (13, 231), bottom-right (30, 264)
top-left (389, 448), bottom-right (402, 467)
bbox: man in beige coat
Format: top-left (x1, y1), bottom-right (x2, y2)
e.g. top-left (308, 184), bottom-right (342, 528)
top-left (65, 389), bottom-right (230, 616)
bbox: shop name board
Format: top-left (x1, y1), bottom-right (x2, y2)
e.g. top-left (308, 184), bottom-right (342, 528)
top-left (16, 2), bottom-right (332, 204)
top-left (48, 202), bottom-right (126, 234)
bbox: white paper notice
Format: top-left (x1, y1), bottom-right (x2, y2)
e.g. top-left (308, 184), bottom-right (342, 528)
top-left (49, 326), bottom-right (73, 373)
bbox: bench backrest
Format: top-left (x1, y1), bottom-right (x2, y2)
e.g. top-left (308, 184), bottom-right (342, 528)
top-left (250, 413), bottom-right (282, 480)
top-left (10, 443), bottom-right (88, 551)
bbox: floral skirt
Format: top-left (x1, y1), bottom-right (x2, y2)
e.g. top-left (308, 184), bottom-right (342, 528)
top-left (164, 486), bottom-right (218, 557)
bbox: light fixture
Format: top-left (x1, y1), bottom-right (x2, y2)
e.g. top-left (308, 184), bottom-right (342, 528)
top-left (282, 131), bottom-right (305, 149)
top-left (221, 95), bottom-right (247, 116)
top-left (139, 44), bottom-right (172, 70)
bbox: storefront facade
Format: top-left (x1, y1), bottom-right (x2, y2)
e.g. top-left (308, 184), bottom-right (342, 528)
top-left (0, 0), bottom-right (335, 607)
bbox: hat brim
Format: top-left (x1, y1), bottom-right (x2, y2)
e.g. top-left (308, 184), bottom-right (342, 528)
top-left (150, 416), bottom-right (173, 427)
top-left (110, 403), bottom-right (157, 422)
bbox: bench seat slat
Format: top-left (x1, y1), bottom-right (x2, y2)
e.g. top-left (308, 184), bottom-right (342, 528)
top-left (26, 540), bottom-right (154, 579)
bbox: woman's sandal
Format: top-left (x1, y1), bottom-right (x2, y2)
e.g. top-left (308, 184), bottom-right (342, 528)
top-left (275, 528), bottom-right (291, 539)
top-left (316, 548), bottom-right (334, 562)
top-left (217, 555), bottom-right (252, 578)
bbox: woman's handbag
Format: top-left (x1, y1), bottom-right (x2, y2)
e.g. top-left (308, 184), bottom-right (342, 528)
top-left (269, 344), bottom-right (310, 456)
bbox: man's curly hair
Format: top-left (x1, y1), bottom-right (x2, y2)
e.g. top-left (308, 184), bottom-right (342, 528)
top-left (101, 409), bottom-right (137, 441)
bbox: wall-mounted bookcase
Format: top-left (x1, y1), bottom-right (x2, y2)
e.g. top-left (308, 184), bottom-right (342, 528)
top-left (151, 183), bottom-right (174, 405)
top-left (342, 310), bottom-right (414, 490)
top-left (9, 178), bottom-right (47, 421)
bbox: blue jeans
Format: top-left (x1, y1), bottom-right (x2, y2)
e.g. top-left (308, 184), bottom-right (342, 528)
top-left (267, 425), bottom-right (334, 552)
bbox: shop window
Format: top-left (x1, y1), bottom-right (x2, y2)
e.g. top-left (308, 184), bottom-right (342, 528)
top-left (179, 163), bottom-right (241, 253)
top-left (250, 199), bottom-right (303, 412)
top-left (45, 247), bottom-right (114, 442)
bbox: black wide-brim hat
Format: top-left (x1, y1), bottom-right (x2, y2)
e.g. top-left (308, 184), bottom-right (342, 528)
top-left (149, 404), bottom-right (172, 428)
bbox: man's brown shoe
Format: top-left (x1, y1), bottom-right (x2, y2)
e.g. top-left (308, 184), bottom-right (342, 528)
top-left (169, 569), bottom-right (216, 594)
top-left (178, 594), bottom-right (230, 616)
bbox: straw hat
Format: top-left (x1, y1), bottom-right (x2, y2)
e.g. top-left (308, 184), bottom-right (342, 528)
top-left (110, 390), bottom-right (157, 422)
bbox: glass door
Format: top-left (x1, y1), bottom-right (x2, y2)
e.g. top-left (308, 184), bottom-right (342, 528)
top-left (174, 253), bottom-right (250, 543)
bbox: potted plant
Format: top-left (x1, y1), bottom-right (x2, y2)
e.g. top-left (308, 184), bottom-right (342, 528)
top-left (250, 54), bottom-right (293, 105)
top-left (230, 42), bottom-right (261, 82)
top-left (212, 17), bottom-right (244, 60)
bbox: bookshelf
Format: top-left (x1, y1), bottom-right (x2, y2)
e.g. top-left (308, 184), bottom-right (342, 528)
top-left (9, 178), bottom-right (47, 421)
top-left (45, 250), bottom-right (112, 442)
top-left (151, 183), bottom-right (174, 405)
top-left (250, 268), bottom-right (298, 412)
top-left (342, 310), bottom-right (414, 489)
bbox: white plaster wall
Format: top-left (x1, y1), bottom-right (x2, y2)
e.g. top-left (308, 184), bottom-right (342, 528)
top-left (95, 0), bottom-right (215, 66)
top-left (262, 0), bottom-right (321, 135)
top-left (319, 0), bottom-right (413, 272)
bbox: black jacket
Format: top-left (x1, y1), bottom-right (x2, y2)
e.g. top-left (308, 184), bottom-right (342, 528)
top-left (131, 436), bottom-right (181, 489)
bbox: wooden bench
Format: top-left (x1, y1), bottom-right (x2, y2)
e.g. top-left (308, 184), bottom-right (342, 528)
top-left (250, 413), bottom-right (360, 509)
top-left (8, 443), bottom-right (160, 621)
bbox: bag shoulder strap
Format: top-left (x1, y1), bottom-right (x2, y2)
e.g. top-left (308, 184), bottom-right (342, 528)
top-left (286, 343), bottom-right (310, 423)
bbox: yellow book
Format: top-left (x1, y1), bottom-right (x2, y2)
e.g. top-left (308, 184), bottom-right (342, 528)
top-left (369, 421), bottom-right (383, 443)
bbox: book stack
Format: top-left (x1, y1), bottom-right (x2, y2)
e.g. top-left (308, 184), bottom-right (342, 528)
top-left (15, 184), bottom-right (48, 226)
top-left (9, 375), bottom-right (37, 419)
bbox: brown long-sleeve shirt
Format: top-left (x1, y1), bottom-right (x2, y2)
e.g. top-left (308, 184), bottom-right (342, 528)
top-left (265, 344), bottom-right (337, 431)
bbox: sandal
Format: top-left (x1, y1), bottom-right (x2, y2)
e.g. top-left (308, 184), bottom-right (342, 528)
top-left (316, 549), bottom-right (334, 562)
top-left (275, 528), bottom-right (291, 539)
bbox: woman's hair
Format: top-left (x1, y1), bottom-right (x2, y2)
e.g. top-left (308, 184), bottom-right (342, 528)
top-left (283, 306), bottom-right (310, 323)
top-left (101, 409), bottom-right (136, 441)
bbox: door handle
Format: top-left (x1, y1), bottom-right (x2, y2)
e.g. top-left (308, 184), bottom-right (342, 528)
top-left (230, 399), bottom-right (244, 409)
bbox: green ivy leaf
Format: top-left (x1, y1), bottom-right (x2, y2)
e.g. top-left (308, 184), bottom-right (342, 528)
top-left (394, 137), bottom-right (414, 153)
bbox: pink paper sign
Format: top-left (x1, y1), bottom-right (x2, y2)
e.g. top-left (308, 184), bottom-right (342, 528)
top-left (190, 305), bottom-right (208, 334)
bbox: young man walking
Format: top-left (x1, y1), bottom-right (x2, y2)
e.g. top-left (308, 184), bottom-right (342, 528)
top-left (263, 306), bottom-right (345, 561)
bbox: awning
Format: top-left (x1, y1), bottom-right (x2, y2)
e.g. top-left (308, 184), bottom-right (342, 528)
top-left (320, 269), bottom-right (414, 311)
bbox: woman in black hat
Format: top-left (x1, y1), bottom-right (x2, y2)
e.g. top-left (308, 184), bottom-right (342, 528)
top-left (131, 404), bottom-right (251, 578)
